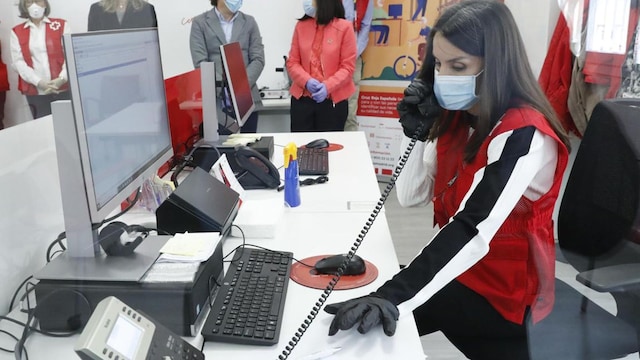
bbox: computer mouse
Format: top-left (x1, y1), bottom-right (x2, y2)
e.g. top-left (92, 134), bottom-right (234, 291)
top-left (314, 254), bottom-right (366, 276)
top-left (305, 138), bottom-right (330, 149)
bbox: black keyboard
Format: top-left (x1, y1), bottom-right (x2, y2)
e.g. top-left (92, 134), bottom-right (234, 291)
top-left (298, 147), bottom-right (329, 175)
top-left (201, 248), bottom-right (292, 346)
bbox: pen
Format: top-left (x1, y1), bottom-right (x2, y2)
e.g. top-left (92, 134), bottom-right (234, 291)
top-left (297, 346), bottom-right (342, 360)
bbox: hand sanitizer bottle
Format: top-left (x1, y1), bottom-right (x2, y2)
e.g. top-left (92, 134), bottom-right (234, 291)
top-left (283, 142), bottom-right (301, 207)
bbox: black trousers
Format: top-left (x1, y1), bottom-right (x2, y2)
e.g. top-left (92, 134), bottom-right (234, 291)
top-left (290, 96), bottom-right (347, 132)
top-left (26, 91), bottom-right (71, 119)
top-left (0, 91), bottom-right (5, 129)
top-left (414, 280), bottom-right (531, 360)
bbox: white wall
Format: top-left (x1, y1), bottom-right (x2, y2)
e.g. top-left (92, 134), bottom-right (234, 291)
top-left (505, 0), bottom-right (560, 77)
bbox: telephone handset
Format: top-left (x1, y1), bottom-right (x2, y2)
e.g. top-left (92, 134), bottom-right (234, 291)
top-left (277, 127), bottom-right (424, 359)
top-left (75, 296), bottom-right (204, 360)
top-left (234, 145), bottom-right (281, 189)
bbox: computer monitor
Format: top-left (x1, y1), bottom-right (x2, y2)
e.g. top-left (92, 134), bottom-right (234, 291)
top-left (388, 4), bottom-right (403, 19)
top-left (220, 42), bottom-right (255, 128)
top-left (52, 28), bottom-right (173, 259)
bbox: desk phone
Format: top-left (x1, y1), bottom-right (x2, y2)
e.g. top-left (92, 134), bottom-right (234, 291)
top-left (74, 296), bottom-right (204, 360)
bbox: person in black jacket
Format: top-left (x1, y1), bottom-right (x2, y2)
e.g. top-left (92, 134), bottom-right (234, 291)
top-left (87, 0), bottom-right (157, 31)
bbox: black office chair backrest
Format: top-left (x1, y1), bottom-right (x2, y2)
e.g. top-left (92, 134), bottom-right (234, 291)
top-left (558, 99), bottom-right (640, 262)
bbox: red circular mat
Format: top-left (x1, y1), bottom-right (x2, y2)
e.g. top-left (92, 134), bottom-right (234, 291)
top-left (290, 255), bottom-right (378, 290)
top-left (301, 143), bottom-right (343, 152)
top-left (325, 143), bottom-right (343, 152)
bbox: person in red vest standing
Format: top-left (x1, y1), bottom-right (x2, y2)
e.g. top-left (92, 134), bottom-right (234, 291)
top-left (324, 2), bottom-right (571, 359)
top-left (10, 0), bottom-right (71, 120)
top-left (0, 40), bottom-right (9, 130)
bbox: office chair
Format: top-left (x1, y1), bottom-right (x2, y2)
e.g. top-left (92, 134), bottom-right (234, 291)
top-left (557, 98), bottom-right (640, 355)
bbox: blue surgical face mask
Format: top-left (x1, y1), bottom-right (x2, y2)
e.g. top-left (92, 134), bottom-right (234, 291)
top-left (433, 69), bottom-right (484, 111)
top-left (224, 0), bottom-right (243, 13)
top-left (303, 0), bottom-right (316, 17)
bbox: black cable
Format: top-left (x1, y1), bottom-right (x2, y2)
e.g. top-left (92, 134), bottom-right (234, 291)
top-left (170, 155), bottom-right (191, 188)
top-left (9, 276), bottom-right (33, 313)
top-left (12, 281), bottom-right (37, 316)
top-left (12, 286), bottom-right (89, 360)
top-left (276, 126), bottom-right (422, 360)
top-left (45, 188), bottom-right (142, 262)
top-left (0, 316), bottom-right (76, 337)
top-left (238, 243), bottom-right (315, 268)
top-left (0, 329), bottom-right (26, 360)
top-left (103, 189), bottom-right (141, 224)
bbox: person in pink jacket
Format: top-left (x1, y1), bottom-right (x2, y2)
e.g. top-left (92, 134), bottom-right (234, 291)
top-left (286, 0), bottom-right (356, 132)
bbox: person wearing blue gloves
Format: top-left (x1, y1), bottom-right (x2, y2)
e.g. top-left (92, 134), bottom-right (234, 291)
top-left (286, 0), bottom-right (356, 132)
top-left (324, 2), bottom-right (571, 359)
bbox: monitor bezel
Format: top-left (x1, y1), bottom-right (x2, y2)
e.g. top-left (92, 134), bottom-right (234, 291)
top-left (63, 28), bottom-right (173, 224)
top-left (219, 42), bottom-right (255, 128)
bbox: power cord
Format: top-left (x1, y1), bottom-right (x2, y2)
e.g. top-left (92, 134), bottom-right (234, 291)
top-left (224, 225), bottom-right (314, 267)
top-left (10, 285), bottom-right (90, 360)
top-left (8, 276), bottom-right (33, 313)
top-left (45, 188), bottom-right (142, 262)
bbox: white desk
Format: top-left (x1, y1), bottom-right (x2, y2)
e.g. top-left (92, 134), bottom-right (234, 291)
top-left (205, 211), bottom-right (425, 360)
top-left (239, 131), bottom-right (384, 213)
top-left (0, 131), bottom-right (425, 360)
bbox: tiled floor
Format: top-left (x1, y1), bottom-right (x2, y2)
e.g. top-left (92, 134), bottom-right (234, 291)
top-left (380, 182), bottom-right (638, 360)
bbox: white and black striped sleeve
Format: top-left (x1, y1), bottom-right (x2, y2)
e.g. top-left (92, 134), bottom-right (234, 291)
top-left (377, 127), bottom-right (558, 317)
top-left (395, 135), bottom-right (437, 208)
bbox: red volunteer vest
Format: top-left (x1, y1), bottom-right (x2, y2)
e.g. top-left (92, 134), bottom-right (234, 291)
top-left (0, 45), bottom-right (9, 91)
top-left (354, 0), bottom-right (370, 32)
top-left (13, 18), bottom-right (68, 95)
top-left (433, 107), bottom-right (568, 324)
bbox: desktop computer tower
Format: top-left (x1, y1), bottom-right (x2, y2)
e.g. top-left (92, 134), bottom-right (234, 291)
top-left (34, 238), bottom-right (225, 336)
top-left (156, 166), bottom-right (240, 236)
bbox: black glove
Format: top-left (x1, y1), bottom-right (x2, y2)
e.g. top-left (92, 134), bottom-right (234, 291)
top-left (324, 293), bottom-right (399, 336)
top-left (397, 79), bottom-right (441, 141)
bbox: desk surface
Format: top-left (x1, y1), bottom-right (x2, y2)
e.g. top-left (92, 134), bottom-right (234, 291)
top-left (206, 211), bottom-right (424, 360)
top-left (179, 98), bottom-right (290, 112)
top-left (241, 131), bottom-right (384, 212)
top-left (0, 131), bottom-right (425, 360)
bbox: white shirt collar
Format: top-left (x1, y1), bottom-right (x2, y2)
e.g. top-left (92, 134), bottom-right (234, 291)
top-left (23, 16), bottom-right (51, 29)
top-left (214, 6), bottom-right (239, 23)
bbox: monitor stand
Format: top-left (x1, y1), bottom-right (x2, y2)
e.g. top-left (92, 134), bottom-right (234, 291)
top-left (34, 235), bottom-right (168, 282)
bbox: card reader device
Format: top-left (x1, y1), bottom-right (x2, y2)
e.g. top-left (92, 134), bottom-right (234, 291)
top-left (75, 296), bottom-right (204, 360)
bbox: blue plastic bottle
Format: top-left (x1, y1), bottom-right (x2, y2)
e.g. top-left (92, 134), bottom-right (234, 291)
top-left (283, 143), bottom-right (301, 207)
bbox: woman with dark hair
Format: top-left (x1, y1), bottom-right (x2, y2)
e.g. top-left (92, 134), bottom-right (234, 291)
top-left (87, 0), bottom-right (157, 31)
top-left (189, 0), bottom-right (265, 133)
top-left (324, 1), bottom-right (570, 359)
top-left (286, 0), bottom-right (356, 132)
top-left (10, 0), bottom-right (70, 119)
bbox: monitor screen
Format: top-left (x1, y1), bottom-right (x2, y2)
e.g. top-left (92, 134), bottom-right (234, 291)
top-left (220, 42), bottom-right (255, 127)
top-left (63, 28), bottom-right (173, 223)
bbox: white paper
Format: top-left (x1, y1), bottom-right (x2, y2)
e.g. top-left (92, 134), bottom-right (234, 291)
top-left (140, 262), bottom-right (201, 283)
top-left (585, 0), bottom-right (630, 55)
top-left (209, 153), bottom-right (246, 200)
top-left (158, 232), bottom-right (221, 262)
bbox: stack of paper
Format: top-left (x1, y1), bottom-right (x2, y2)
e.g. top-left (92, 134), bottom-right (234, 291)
top-left (141, 232), bottom-right (221, 283)
top-left (157, 232), bottom-right (221, 262)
